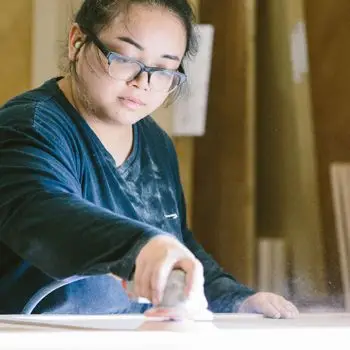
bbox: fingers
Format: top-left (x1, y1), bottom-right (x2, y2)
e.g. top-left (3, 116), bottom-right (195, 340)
top-left (134, 258), bottom-right (161, 303)
top-left (184, 265), bottom-right (194, 297)
top-left (151, 259), bottom-right (176, 305)
top-left (139, 264), bottom-right (153, 302)
top-left (240, 292), bottom-right (299, 319)
top-left (175, 259), bottom-right (194, 297)
top-left (175, 258), bottom-right (204, 297)
top-left (261, 300), bottom-right (282, 319)
top-left (144, 307), bottom-right (180, 319)
top-left (145, 306), bottom-right (197, 321)
top-left (144, 307), bottom-right (170, 317)
top-left (278, 300), bottom-right (299, 319)
top-left (264, 296), bottom-right (299, 319)
top-left (134, 235), bottom-right (205, 307)
top-left (133, 261), bottom-right (143, 300)
top-left (288, 302), bottom-right (299, 317)
top-left (150, 257), bottom-right (203, 306)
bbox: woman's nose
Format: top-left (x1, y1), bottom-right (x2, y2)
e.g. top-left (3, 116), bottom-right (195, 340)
top-left (128, 71), bottom-right (151, 91)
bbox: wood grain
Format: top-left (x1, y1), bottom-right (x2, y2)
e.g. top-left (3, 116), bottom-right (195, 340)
top-left (330, 163), bottom-right (350, 310)
top-left (173, 0), bottom-right (200, 228)
top-left (305, 0), bottom-right (350, 295)
top-left (0, 1), bottom-right (32, 104)
top-left (192, 0), bottom-right (256, 285)
top-left (256, 0), bottom-right (326, 298)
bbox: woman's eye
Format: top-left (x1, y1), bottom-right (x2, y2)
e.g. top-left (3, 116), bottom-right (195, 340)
top-left (158, 70), bottom-right (173, 76)
top-left (116, 56), bottom-right (130, 63)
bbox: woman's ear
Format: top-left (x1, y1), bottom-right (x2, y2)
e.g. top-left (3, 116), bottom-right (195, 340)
top-left (68, 23), bottom-right (85, 61)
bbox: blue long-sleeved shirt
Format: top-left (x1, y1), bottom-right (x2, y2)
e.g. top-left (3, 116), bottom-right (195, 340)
top-left (0, 78), bottom-right (255, 314)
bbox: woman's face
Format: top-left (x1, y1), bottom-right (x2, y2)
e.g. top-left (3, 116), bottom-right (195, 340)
top-left (69, 4), bottom-right (187, 126)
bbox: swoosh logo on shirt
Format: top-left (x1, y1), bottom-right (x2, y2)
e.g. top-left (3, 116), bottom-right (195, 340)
top-left (164, 213), bottom-right (178, 219)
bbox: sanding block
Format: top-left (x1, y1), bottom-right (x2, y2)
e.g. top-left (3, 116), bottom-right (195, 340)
top-left (123, 269), bottom-right (213, 321)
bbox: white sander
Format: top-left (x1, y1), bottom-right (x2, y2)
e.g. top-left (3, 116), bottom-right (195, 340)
top-left (123, 269), bottom-right (214, 321)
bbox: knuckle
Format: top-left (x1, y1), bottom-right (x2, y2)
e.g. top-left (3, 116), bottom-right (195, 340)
top-left (151, 284), bottom-right (158, 292)
top-left (193, 258), bottom-right (204, 272)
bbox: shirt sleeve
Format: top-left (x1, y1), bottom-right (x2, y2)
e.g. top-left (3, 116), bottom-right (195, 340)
top-left (167, 138), bottom-right (256, 313)
top-left (0, 124), bottom-right (166, 281)
top-left (182, 226), bottom-right (256, 313)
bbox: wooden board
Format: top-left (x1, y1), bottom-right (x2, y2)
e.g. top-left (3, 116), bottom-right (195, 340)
top-left (256, 0), bottom-right (326, 298)
top-left (305, 0), bottom-right (350, 295)
top-left (32, 0), bottom-right (83, 88)
top-left (192, 0), bottom-right (256, 286)
top-left (0, 1), bottom-right (32, 104)
top-left (172, 0), bottom-right (200, 227)
top-left (330, 163), bottom-right (350, 310)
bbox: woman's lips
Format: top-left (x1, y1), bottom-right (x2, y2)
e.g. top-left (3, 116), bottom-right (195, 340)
top-left (118, 96), bottom-right (145, 110)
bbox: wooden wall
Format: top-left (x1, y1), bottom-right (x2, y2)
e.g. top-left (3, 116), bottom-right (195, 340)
top-left (193, 0), bottom-right (256, 286)
top-left (305, 0), bottom-right (350, 294)
top-left (173, 0), bottom-right (199, 228)
top-left (256, 0), bottom-right (327, 299)
top-left (0, 1), bottom-right (32, 104)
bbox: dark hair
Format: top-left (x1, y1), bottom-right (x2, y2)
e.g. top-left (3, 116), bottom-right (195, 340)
top-left (75, 0), bottom-right (198, 58)
top-left (64, 0), bottom-right (199, 100)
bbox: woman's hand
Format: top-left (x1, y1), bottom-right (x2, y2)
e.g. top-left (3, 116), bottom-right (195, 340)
top-left (238, 292), bottom-right (299, 319)
top-left (134, 235), bottom-right (204, 306)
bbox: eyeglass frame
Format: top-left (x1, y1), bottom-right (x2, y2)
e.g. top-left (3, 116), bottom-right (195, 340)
top-left (79, 27), bottom-right (187, 93)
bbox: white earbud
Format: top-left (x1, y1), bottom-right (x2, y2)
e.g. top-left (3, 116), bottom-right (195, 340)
top-left (74, 41), bottom-right (83, 49)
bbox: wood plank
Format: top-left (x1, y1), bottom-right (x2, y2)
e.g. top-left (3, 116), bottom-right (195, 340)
top-left (192, 0), bottom-right (256, 285)
top-left (330, 163), bottom-right (350, 310)
top-left (173, 137), bottom-right (194, 227)
top-left (256, 0), bottom-right (326, 298)
top-left (173, 0), bottom-right (200, 228)
top-left (32, 0), bottom-right (83, 88)
top-left (305, 0), bottom-right (350, 295)
top-left (0, 1), bottom-right (32, 104)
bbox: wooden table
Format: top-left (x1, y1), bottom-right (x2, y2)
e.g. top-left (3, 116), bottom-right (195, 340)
top-left (0, 313), bottom-right (348, 349)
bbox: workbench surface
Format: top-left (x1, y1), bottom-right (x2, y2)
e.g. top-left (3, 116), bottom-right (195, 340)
top-left (0, 313), bottom-right (348, 349)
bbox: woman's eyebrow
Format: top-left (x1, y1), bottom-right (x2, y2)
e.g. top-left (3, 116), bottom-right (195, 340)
top-left (117, 36), bottom-right (180, 61)
top-left (117, 36), bottom-right (144, 50)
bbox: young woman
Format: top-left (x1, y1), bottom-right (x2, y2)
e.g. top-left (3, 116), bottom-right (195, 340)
top-left (0, 0), bottom-right (298, 318)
